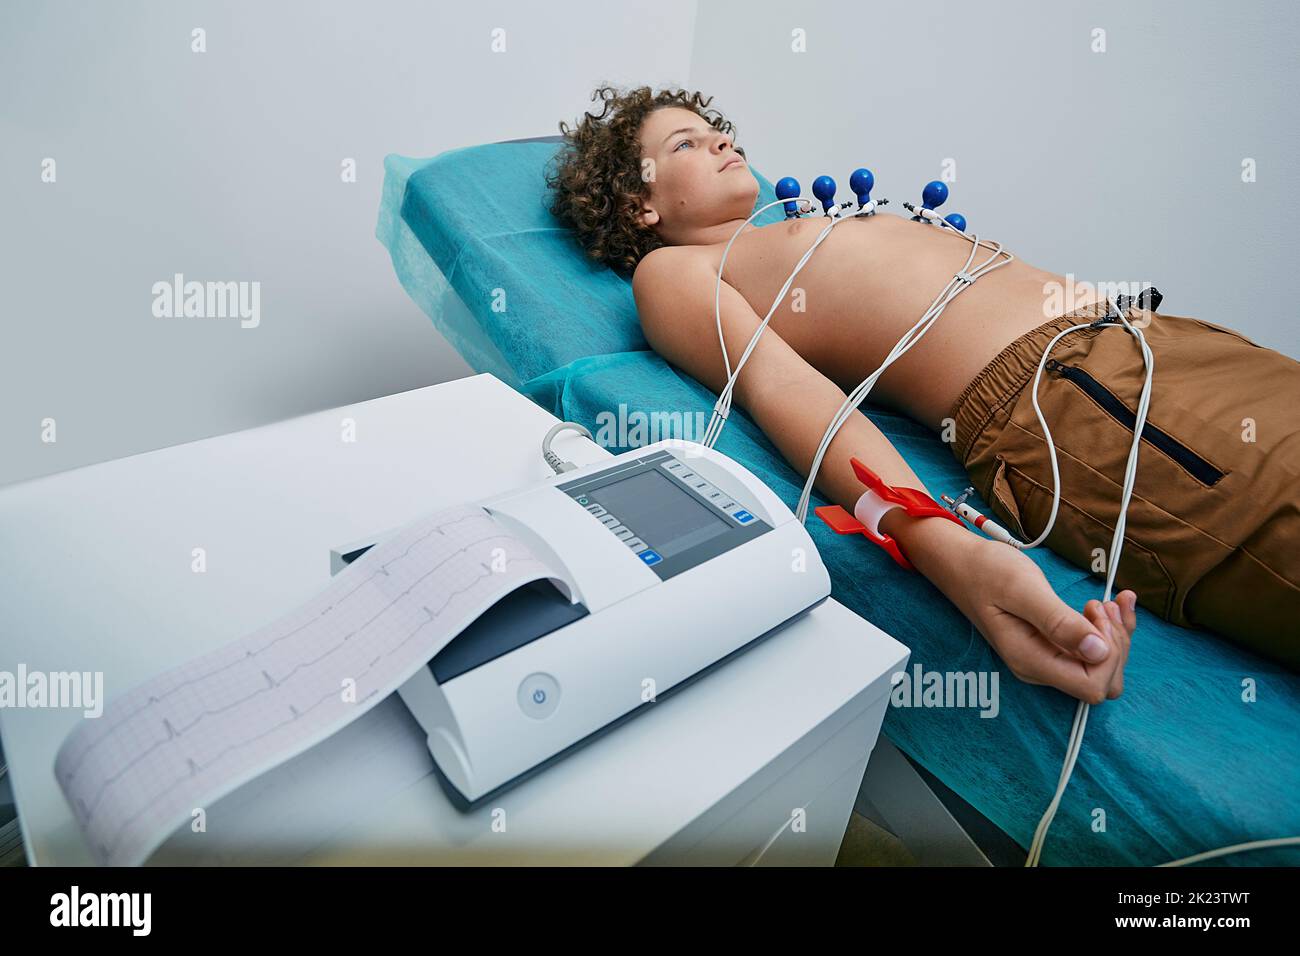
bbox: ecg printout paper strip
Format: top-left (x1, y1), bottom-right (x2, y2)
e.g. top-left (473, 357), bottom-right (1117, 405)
top-left (147, 694), bottom-right (436, 865)
top-left (53, 502), bottom-right (561, 867)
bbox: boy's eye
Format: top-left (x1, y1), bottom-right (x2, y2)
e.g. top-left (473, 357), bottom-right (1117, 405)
top-left (673, 139), bottom-right (693, 151)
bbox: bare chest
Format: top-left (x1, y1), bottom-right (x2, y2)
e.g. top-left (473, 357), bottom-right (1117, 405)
top-left (700, 214), bottom-right (1076, 428)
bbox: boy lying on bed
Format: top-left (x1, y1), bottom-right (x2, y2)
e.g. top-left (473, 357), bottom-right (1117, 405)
top-left (544, 85), bottom-right (1300, 701)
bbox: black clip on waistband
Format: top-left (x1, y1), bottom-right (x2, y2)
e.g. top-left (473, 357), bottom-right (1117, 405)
top-left (1090, 286), bottom-right (1164, 328)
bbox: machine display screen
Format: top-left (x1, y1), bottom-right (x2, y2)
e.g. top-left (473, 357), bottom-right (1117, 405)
top-left (558, 449), bottom-right (770, 580)
top-left (587, 469), bottom-right (730, 559)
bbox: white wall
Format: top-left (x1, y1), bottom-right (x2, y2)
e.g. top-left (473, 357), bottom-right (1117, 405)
top-left (689, 0), bottom-right (1299, 355)
top-left (9, 0), bottom-right (1292, 490)
top-left (0, 0), bottom-right (698, 486)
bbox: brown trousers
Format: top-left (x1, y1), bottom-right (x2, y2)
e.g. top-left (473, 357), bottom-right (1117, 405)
top-left (947, 300), bottom-right (1300, 670)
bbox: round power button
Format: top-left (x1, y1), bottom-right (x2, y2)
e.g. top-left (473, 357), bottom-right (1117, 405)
top-left (518, 673), bottom-right (561, 719)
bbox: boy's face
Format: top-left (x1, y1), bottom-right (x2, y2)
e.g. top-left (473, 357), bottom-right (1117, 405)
top-left (637, 106), bottom-right (758, 245)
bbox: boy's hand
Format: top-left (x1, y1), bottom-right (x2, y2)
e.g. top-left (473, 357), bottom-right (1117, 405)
top-left (947, 537), bottom-right (1136, 704)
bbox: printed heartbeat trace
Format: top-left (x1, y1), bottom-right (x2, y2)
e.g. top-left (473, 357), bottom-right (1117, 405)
top-left (53, 503), bottom-right (560, 866)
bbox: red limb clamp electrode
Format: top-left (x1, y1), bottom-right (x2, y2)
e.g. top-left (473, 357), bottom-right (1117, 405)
top-left (813, 457), bottom-right (964, 571)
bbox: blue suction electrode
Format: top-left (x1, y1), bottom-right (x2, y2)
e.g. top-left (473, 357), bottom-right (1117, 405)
top-left (848, 167), bottom-right (889, 216)
top-left (905, 180), bottom-right (948, 222)
top-left (812, 175), bottom-right (838, 216)
top-left (775, 176), bottom-right (802, 219)
top-left (849, 168), bottom-right (874, 206)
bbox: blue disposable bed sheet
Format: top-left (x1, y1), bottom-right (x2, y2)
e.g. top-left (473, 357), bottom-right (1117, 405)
top-left (377, 140), bottom-right (1300, 866)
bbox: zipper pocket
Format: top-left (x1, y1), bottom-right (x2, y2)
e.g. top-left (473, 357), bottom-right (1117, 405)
top-left (1044, 359), bottom-right (1226, 486)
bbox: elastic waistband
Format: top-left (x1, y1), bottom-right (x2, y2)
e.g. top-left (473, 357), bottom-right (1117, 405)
top-left (948, 300), bottom-right (1115, 465)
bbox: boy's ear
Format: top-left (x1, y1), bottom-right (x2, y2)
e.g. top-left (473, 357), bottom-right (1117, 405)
top-left (640, 202), bottom-right (660, 227)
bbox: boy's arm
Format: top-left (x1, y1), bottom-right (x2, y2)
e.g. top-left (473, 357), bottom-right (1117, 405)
top-left (632, 247), bottom-right (1135, 704)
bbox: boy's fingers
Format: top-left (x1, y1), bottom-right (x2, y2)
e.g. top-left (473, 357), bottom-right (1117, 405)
top-left (1007, 581), bottom-right (1111, 663)
top-left (1067, 602), bottom-right (1111, 663)
top-left (1106, 600), bottom-right (1122, 634)
top-left (1101, 603), bottom-right (1129, 697)
top-left (998, 601), bottom-right (1122, 704)
top-left (1024, 646), bottom-right (1111, 705)
top-left (1086, 601), bottom-right (1114, 642)
top-left (1086, 601), bottom-right (1127, 677)
top-left (1018, 599), bottom-right (1129, 704)
top-left (1119, 590), bottom-right (1138, 634)
top-left (1107, 658), bottom-right (1126, 698)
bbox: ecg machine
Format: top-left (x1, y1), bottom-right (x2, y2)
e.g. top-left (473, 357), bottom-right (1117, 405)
top-left (330, 439), bottom-right (831, 810)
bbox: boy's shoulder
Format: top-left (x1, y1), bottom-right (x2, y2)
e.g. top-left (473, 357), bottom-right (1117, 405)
top-left (632, 245), bottom-right (713, 302)
top-left (630, 245), bottom-right (719, 351)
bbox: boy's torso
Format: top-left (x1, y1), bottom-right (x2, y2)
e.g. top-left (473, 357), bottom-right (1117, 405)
top-left (693, 213), bottom-right (1103, 430)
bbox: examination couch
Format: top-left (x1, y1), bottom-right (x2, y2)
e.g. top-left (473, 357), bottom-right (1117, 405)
top-left (376, 135), bottom-right (1300, 867)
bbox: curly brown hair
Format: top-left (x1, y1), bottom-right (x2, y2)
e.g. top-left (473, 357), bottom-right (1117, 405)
top-left (545, 84), bottom-right (736, 275)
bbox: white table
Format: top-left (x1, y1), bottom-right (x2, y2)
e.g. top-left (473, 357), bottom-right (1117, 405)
top-left (0, 373), bottom-right (908, 865)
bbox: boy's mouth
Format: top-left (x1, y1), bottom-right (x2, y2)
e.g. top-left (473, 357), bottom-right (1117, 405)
top-left (720, 156), bottom-right (746, 172)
